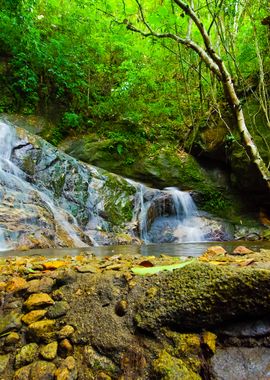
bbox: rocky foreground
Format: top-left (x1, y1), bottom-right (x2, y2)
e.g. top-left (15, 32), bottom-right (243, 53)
top-left (0, 246), bottom-right (270, 379)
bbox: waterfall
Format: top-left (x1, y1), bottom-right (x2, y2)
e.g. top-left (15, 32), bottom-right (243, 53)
top-left (137, 185), bottom-right (205, 244)
top-left (0, 120), bottom-right (88, 251)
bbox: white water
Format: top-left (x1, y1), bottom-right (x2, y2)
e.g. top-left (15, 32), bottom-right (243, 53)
top-left (0, 121), bottom-right (88, 250)
top-left (138, 186), bottom-right (205, 243)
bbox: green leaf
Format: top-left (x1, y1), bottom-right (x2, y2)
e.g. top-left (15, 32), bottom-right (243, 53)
top-left (131, 259), bottom-right (195, 276)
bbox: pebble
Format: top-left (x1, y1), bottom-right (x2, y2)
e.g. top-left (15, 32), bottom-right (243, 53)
top-left (40, 341), bottom-right (58, 360)
top-left (15, 343), bottom-right (39, 368)
top-left (75, 264), bottom-right (99, 273)
top-left (60, 339), bottom-right (73, 354)
top-left (13, 363), bottom-right (32, 380)
top-left (47, 301), bottom-right (69, 318)
top-left (27, 319), bottom-right (56, 342)
top-left (6, 277), bottom-right (28, 293)
top-left (0, 354), bottom-right (10, 374)
top-left (232, 246), bottom-right (254, 255)
top-left (24, 293), bottom-right (54, 310)
top-left (30, 360), bottom-right (56, 380)
top-left (27, 277), bottom-right (55, 294)
top-left (5, 332), bottom-right (20, 345)
top-left (58, 325), bottom-right (75, 339)
top-left (22, 309), bottom-right (47, 325)
top-left (0, 311), bottom-right (22, 335)
top-left (43, 261), bottom-right (67, 270)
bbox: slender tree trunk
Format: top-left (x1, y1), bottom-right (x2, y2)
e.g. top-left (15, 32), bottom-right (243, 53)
top-left (126, 0), bottom-right (270, 190)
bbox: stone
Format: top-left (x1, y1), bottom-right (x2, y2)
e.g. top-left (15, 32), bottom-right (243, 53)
top-left (5, 332), bottom-right (20, 345)
top-left (0, 354), bottom-right (10, 374)
top-left (204, 246), bottom-right (227, 256)
top-left (22, 310), bottom-right (47, 325)
top-left (29, 360), bottom-right (56, 380)
top-left (42, 261), bottom-right (67, 270)
top-left (211, 347), bottom-right (270, 380)
top-left (55, 367), bottom-right (70, 380)
top-left (0, 311), bottom-right (22, 335)
top-left (55, 356), bottom-right (77, 380)
top-left (60, 339), bottom-right (73, 354)
top-left (202, 331), bottom-right (216, 354)
top-left (40, 341), bottom-right (58, 360)
top-left (153, 350), bottom-right (201, 380)
top-left (63, 356), bottom-right (76, 371)
top-left (58, 325), bottom-right (75, 339)
top-left (75, 264), bottom-right (99, 273)
top-left (27, 277), bottom-right (55, 294)
top-left (27, 319), bottom-right (56, 342)
top-left (96, 373), bottom-right (112, 380)
top-left (6, 277), bottom-right (28, 293)
top-left (24, 293), bottom-right (54, 310)
top-left (15, 343), bottom-right (39, 368)
top-left (13, 364), bottom-right (32, 380)
top-left (232, 246), bottom-right (254, 255)
top-left (47, 301), bottom-right (69, 318)
top-left (0, 281), bottom-right (6, 291)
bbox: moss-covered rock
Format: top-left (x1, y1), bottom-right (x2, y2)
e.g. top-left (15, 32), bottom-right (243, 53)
top-left (131, 262), bottom-right (270, 331)
top-left (153, 350), bottom-right (201, 380)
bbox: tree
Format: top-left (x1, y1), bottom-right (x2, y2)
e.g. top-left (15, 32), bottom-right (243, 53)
top-left (123, 0), bottom-right (270, 190)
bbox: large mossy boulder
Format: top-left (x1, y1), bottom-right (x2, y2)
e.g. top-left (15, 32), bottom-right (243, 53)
top-left (63, 135), bottom-right (210, 191)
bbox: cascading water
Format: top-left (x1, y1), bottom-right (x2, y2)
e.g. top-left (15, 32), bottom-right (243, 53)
top-left (0, 120), bottom-right (89, 250)
top-left (137, 185), bottom-right (206, 244)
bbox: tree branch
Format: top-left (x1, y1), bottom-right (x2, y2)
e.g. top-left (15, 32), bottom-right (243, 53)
top-left (125, 20), bottom-right (222, 79)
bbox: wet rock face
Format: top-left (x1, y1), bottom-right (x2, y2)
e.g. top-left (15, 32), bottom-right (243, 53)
top-left (0, 122), bottom-right (142, 249)
top-left (210, 347), bottom-right (270, 380)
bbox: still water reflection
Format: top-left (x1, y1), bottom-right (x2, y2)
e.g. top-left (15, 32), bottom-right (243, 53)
top-left (3, 241), bottom-right (270, 258)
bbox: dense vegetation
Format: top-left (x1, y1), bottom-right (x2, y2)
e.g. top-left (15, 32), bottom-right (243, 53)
top-left (0, 0), bottom-right (269, 201)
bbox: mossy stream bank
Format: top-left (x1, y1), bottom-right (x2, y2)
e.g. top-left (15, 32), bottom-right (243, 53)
top-left (0, 246), bottom-right (270, 379)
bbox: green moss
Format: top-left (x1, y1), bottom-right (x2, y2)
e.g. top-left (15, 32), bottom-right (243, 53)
top-left (153, 350), bottom-right (201, 380)
top-left (22, 155), bottom-right (36, 176)
top-left (135, 262), bottom-right (270, 331)
top-left (163, 330), bottom-right (202, 373)
top-left (102, 174), bottom-right (136, 226)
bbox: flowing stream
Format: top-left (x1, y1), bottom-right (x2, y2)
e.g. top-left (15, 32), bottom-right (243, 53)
top-left (0, 120), bottom-right (88, 250)
top-left (136, 186), bottom-right (206, 244)
top-left (0, 120), bottom-right (229, 252)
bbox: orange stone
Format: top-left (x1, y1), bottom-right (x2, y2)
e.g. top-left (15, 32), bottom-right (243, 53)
top-left (6, 277), bottom-right (28, 293)
top-left (42, 261), bottom-right (67, 270)
top-left (232, 246), bottom-right (254, 255)
top-left (206, 246), bottom-right (227, 255)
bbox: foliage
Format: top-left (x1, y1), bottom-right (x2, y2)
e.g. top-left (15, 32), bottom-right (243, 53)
top-left (0, 0), bottom-right (269, 198)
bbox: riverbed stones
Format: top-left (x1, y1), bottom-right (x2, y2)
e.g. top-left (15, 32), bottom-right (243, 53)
top-left (6, 277), bottom-right (27, 293)
top-left (232, 245), bottom-right (254, 255)
top-left (0, 354), bottom-right (10, 374)
top-left (40, 341), bottom-right (58, 360)
top-left (27, 319), bottom-right (56, 342)
top-left (30, 360), bottom-right (56, 380)
top-left (24, 293), bottom-right (54, 310)
top-left (58, 325), bottom-right (75, 339)
top-left (0, 311), bottom-right (22, 335)
top-left (26, 277), bottom-right (55, 294)
top-left (15, 343), bottom-right (39, 368)
top-left (47, 301), bottom-right (69, 318)
top-left (1, 250), bottom-right (270, 379)
top-left (5, 332), bottom-right (20, 345)
top-left (22, 310), bottom-right (47, 325)
top-left (210, 347), bottom-right (270, 380)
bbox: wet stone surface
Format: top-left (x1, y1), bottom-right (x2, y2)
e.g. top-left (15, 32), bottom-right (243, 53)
top-left (0, 248), bottom-right (269, 379)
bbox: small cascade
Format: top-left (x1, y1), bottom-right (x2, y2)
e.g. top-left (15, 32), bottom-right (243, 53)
top-left (0, 121), bottom-right (88, 250)
top-left (137, 186), bottom-right (206, 243)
